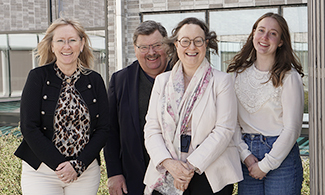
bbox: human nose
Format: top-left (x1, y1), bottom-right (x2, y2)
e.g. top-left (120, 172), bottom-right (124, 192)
top-left (147, 45), bottom-right (156, 54)
top-left (262, 32), bottom-right (269, 40)
top-left (188, 41), bottom-right (196, 49)
top-left (63, 40), bottom-right (72, 47)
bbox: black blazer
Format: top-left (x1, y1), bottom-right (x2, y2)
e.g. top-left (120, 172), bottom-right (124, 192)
top-left (104, 60), bottom-right (147, 195)
top-left (15, 61), bottom-right (109, 172)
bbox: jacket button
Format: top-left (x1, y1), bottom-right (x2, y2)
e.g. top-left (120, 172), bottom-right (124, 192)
top-left (43, 127), bottom-right (47, 130)
top-left (41, 111), bottom-right (45, 115)
top-left (96, 114), bottom-right (99, 118)
top-left (43, 95), bottom-right (47, 100)
top-left (46, 81), bottom-right (50, 85)
top-left (88, 84), bottom-right (92, 89)
top-left (93, 99), bottom-right (97, 103)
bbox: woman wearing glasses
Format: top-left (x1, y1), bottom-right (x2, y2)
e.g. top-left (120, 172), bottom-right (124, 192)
top-left (15, 18), bottom-right (109, 195)
top-left (143, 17), bottom-right (242, 195)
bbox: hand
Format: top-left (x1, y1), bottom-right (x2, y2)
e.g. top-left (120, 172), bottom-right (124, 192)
top-left (248, 163), bottom-right (266, 180)
top-left (162, 159), bottom-right (194, 191)
top-left (55, 161), bottom-right (78, 183)
top-left (107, 174), bottom-right (128, 195)
top-left (244, 154), bottom-right (258, 168)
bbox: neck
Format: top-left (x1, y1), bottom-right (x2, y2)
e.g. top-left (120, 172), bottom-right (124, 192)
top-left (57, 63), bottom-right (78, 76)
top-left (182, 66), bottom-right (197, 78)
top-left (144, 65), bottom-right (167, 79)
top-left (254, 56), bottom-right (275, 71)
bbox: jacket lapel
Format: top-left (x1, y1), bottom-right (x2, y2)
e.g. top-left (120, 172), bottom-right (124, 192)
top-left (191, 80), bottom-right (213, 137)
top-left (127, 61), bottom-right (141, 139)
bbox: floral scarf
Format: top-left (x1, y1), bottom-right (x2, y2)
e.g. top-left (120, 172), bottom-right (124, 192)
top-left (149, 58), bottom-right (212, 195)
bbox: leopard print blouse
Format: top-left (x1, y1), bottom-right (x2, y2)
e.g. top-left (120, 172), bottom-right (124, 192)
top-left (52, 64), bottom-right (90, 177)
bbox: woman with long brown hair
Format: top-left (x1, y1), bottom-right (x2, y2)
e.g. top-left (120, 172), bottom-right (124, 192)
top-left (227, 12), bottom-right (304, 195)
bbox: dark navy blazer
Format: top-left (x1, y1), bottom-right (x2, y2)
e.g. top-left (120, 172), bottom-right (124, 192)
top-left (104, 60), bottom-right (148, 195)
top-left (15, 61), bottom-right (109, 172)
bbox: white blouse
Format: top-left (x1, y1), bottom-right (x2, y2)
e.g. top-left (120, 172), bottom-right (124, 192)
top-left (234, 65), bottom-right (304, 174)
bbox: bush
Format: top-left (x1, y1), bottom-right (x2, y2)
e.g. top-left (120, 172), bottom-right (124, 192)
top-left (0, 131), bottom-right (22, 194)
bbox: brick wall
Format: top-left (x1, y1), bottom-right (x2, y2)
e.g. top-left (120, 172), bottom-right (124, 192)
top-left (0, 0), bottom-right (105, 32)
top-left (0, 0), bottom-right (48, 32)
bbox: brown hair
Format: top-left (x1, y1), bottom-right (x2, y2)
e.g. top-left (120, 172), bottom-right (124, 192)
top-left (34, 18), bottom-right (94, 70)
top-left (133, 20), bottom-right (168, 45)
top-left (166, 17), bottom-right (219, 67)
top-left (227, 12), bottom-right (304, 87)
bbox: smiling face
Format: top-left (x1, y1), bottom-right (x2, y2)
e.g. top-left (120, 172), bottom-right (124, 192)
top-left (175, 24), bottom-right (207, 72)
top-left (51, 24), bottom-right (85, 71)
top-left (134, 30), bottom-right (168, 78)
top-left (253, 17), bottom-right (283, 59)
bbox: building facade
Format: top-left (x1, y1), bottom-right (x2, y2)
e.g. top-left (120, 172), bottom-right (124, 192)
top-left (0, 0), bottom-right (106, 98)
top-left (0, 0), bottom-right (308, 99)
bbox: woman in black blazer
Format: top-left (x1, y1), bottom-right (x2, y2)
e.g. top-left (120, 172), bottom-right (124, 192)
top-left (14, 18), bottom-right (109, 195)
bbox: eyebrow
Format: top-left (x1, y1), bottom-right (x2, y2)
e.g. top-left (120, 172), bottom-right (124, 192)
top-left (257, 26), bottom-right (280, 33)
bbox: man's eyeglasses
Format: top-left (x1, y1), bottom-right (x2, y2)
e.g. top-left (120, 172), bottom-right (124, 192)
top-left (136, 42), bottom-right (163, 53)
top-left (177, 37), bottom-right (206, 48)
top-left (53, 38), bottom-right (81, 47)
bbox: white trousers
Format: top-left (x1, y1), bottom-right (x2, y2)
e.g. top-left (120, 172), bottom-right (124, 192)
top-left (21, 159), bottom-right (100, 195)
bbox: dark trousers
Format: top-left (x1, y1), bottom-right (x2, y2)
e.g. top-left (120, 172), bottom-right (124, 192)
top-left (152, 172), bottom-right (233, 195)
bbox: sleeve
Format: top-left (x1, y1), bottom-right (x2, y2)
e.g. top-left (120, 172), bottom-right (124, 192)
top-left (144, 75), bottom-right (173, 171)
top-left (186, 73), bottom-right (238, 173)
top-left (76, 73), bottom-right (110, 170)
top-left (258, 71), bottom-right (304, 173)
top-left (226, 73), bottom-right (252, 162)
top-left (233, 121), bottom-right (252, 162)
top-left (20, 69), bottom-right (66, 170)
top-left (103, 73), bottom-right (124, 177)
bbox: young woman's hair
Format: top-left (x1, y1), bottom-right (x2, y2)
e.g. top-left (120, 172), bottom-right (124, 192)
top-left (34, 18), bottom-right (94, 70)
top-left (166, 17), bottom-right (219, 67)
top-left (227, 12), bottom-right (304, 87)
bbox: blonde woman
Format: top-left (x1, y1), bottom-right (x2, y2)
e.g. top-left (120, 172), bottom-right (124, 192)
top-left (15, 18), bottom-right (109, 195)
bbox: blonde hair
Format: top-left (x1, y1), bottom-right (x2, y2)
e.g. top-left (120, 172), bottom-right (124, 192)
top-left (34, 18), bottom-right (94, 70)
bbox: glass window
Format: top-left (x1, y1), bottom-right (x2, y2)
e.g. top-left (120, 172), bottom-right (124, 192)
top-left (87, 30), bottom-right (106, 84)
top-left (283, 6), bottom-right (308, 33)
top-left (9, 50), bottom-right (33, 96)
top-left (209, 8), bottom-right (278, 71)
top-left (143, 12), bottom-right (205, 35)
top-left (283, 6), bottom-right (308, 92)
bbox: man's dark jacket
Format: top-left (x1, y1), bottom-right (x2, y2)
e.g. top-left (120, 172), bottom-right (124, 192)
top-left (104, 60), bottom-right (154, 194)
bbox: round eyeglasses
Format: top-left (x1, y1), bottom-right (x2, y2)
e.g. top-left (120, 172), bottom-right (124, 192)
top-left (177, 37), bottom-right (206, 48)
top-left (136, 42), bottom-right (163, 53)
top-left (53, 38), bottom-right (81, 47)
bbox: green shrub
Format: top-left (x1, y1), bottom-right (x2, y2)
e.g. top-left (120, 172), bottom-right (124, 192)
top-left (0, 131), bottom-right (22, 195)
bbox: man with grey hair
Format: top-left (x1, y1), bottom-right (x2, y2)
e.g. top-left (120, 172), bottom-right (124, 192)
top-left (104, 20), bottom-right (169, 195)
